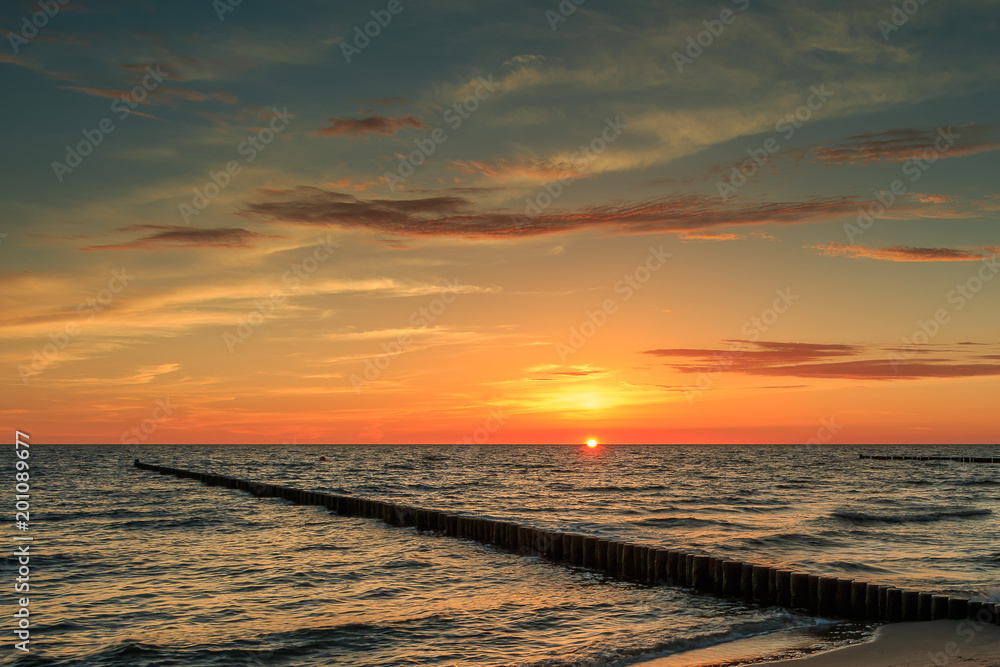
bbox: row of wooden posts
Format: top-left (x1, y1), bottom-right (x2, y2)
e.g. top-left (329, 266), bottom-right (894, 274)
top-left (134, 460), bottom-right (1000, 627)
top-left (859, 455), bottom-right (999, 464)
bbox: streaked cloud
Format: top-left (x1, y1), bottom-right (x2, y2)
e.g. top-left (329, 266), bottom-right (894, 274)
top-left (242, 187), bottom-right (875, 238)
top-left (82, 226), bottom-right (281, 251)
top-left (806, 124), bottom-right (1000, 165)
top-left (316, 114), bottom-right (429, 138)
top-left (647, 341), bottom-right (1000, 380)
top-left (810, 243), bottom-right (999, 262)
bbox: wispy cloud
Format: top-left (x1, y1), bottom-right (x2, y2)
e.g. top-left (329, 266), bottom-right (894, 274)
top-left (806, 124), bottom-right (1000, 165)
top-left (810, 242), bottom-right (999, 262)
top-left (242, 187), bottom-right (873, 238)
top-left (62, 84), bottom-right (238, 107)
top-left (316, 114), bottom-right (429, 138)
top-left (449, 158), bottom-right (586, 184)
top-left (82, 226), bottom-right (281, 251)
top-left (647, 341), bottom-right (862, 364)
top-left (647, 341), bottom-right (1000, 380)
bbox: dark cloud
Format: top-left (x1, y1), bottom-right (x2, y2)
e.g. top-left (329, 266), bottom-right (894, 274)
top-left (807, 124), bottom-right (1000, 165)
top-left (646, 341), bottom-right (1000, 380)
top-left (316, 114), bottom-right (429, 138)
top-left (81, 225), bottom-right (280, 251)
top-left (811, 243), bottom-right (999, 262)
top-left (646, 341), bottom-right (863, 364)
top-left (241, 187), bottom-right (865, 238)
top-left (746, 359), bottom-right (1000, 379)
top-left (641, 124), bottom-right (1000, 191)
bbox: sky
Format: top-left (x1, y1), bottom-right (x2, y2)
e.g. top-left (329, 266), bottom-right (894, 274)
top-left (2, 0), bottom-right (999, 445)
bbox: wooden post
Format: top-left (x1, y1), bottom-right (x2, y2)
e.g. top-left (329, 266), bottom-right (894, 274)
top-left (790, 572), bottom-right (810, 610)
top-left (817, 577), bottom-right (838, 617)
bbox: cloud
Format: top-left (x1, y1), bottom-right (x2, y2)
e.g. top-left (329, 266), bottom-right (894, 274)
top-left (124, 363), bottom-right (181, 385)
top-left (524, 363), bottom-right (606, 381)
top-left (647, 341), bottom-right (863, 364)
top-left (81, 226), bottom-right (280, 251)
top-left (806, 124), bottom-right (1000, 165)
top-left (915, 194), bottom-right (953, 204)
top-left (648, 123), bottom-right (1000, 192)
top-left (324, 178), bottom-right (382, 192)
top-left (810, 242), bottom-right (999, 262)
top-left (503, 55), bottom-right (546, 68)
top-left (62, 85), bottom-right (153, 104)
top-left (753, 359), bottom-right (1000, 380)
top-left (646, 340), bottom-right (1000, 380)
top-left (449, 158), bottom-right (587, 184)
top-left (315, 114), bottom-right (429, 138)
top-left (62, 83), bottom-right (238, 108)
top-left (241, 187), bottom-right (870, 238)
top-left (679, 231), bottom-right (774, 242)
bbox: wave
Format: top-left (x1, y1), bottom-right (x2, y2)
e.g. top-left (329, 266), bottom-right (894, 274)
top-left (824, 560), bottom-right (893, 575)
top-left (635, 516), bottom-right (740, 528)
top-left (298, 543), bottom-right (350, 552)
top-left (121, 516), bottom-right (224, 529)
top-left (515, 616), bottom-right (828, 667)
top-left (580, 484), bottom-right (669, 492)
top-left (831, 508), bottom-right (992, 524)
top-left (743, 532), bottom-right (840, 549)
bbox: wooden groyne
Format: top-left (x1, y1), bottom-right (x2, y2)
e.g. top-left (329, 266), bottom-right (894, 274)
top-left (134, 460), bottom-right (1000, 627)
top-left (860, 455), bottom-right (999, 463)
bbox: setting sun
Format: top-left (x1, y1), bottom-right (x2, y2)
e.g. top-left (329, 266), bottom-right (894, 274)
top-left (586, 440), bottom-right (597, 448)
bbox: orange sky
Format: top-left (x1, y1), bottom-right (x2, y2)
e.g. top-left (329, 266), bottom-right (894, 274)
top-left (3, 1), bottom-right (999, 444)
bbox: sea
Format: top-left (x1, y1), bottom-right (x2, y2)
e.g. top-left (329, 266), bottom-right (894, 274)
top-left (7, 444), bottom-right (999, 666)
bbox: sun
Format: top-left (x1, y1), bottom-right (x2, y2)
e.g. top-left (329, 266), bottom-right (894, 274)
top-left (586, 439), bottom-right (597, 448)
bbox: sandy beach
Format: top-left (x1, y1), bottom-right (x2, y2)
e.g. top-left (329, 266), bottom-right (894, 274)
top-left (638, 620), bottom-right (1000, 667)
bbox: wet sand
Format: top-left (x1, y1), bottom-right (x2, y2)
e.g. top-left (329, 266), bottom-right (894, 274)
top-left (636, 620), bottom-right (1000, 667)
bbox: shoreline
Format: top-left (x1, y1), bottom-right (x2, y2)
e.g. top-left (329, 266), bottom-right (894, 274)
top-left (633, 619), bottom-right (1000, 667)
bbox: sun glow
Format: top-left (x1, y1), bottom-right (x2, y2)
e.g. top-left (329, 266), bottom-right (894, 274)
top-left (586, 439), bottom-right (597, 448)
